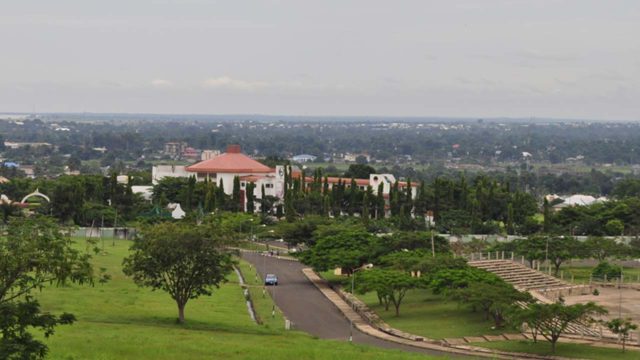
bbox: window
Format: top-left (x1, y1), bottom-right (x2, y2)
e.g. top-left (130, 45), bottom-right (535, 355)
top-left (241, 182), bottom-right (245, 188)
top-left (265, 183), bottom-right (274, 188)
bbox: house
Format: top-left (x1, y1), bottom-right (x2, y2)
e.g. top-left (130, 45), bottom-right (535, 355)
top-left (164, 142), bottom-right (187, 157)
top-left (201, 150), bottom-right (221, 161)
top-left (291, 154), bottom-right (317, 163)
top-left (151, 164), bottom-right (190, 185)
top-left (132, 186), bottom-right (153, 201)
top-left (157, 144), bottom-right (418, 213)
top-left (549, 194), bottom-right (608, 211)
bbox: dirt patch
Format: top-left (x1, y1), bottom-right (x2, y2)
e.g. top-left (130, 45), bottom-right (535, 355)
top-left (564, 285), bottom-right (640, 323)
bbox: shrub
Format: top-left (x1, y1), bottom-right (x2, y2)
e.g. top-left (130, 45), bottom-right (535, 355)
top-left (591, 261), bottom-right (622, 281)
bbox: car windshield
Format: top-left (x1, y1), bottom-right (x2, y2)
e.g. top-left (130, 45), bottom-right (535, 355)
top-left (266, 274), bottom-right (276, 279)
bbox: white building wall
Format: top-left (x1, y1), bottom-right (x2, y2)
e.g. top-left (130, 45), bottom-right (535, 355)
top-left (152, 165), bottom-right (190, 185)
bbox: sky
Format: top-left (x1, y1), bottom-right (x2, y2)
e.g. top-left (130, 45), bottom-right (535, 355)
top-left (1, 0), bottom-right (639, 120)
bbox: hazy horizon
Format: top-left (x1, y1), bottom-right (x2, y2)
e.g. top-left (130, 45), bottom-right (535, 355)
top-left (1, 1), bottom-right (639, 120)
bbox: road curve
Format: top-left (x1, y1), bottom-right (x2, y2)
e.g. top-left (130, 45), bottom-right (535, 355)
top-left (241, 252), bottom-right (463, 358)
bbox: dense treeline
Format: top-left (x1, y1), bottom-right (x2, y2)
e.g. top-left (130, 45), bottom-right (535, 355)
top-left (3, 118), bottom-right (640, 174)
top-left (3, 170), bottom-right (640, 237)
top-left (0, 175), bottom-right (145, 226)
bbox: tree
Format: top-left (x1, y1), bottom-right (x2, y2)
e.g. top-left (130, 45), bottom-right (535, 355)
top-left (452, 281), bottom-right (531, 328)
top-left (591, 261), bottom-right (622, 280)
top-left (0, 216), bottom-right (101, 359)
top-left (514, 301), bottom-right (607, 353)
top-left (344, 164), bottom-right (376, 179)
top-left (122, 222), bottom-right (234, 323)
top-left (583, 236), bottom-right (623, 261)
top-left (246, 182), bottom-right (256, 213)
top-left (430, 267), bottom-right (501, 295)
top-left (547, 236), bottom-right (580, 276)
top-left (0, 202), bottom-right (19, 224)
top-left (274, 215), bottom-right (330, 247)
top-left (356, 269), bottom-right (423, 316)
top-left (232, 176), bottom-right (241, 212)
top-left (606, 318), bottom-right (638, 352)
top-left (605, 219), bottom-right (624, 236)
top-left (300, 227), bottom-right (376, 274)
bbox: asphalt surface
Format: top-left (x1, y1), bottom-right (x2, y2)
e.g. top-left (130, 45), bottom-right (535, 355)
top-left (241, 252), bottom-right (462, 358)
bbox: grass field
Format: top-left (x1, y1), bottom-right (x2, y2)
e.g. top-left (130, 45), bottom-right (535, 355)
top-left (358, 289), bottom-right (508, 340)
top-left (36, 239), bottom-right (439, 360)
top-left (235, 259), bottom-right (285, 329)
top-left (319, 271), bottom-right (508, 340)
top-left (475, 340), bottom-right (640, 359)
top-left (559, 265), bottom-right (640, 284)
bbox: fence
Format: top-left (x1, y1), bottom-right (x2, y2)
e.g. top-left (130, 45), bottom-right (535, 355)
top-left (72, 227), bottom-right (137, 240)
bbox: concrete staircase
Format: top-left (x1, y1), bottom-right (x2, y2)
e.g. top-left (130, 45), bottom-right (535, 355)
top-left (468, 259), bottom-right (578, 293)
top-left (468, 259), bottom-right (608, 339)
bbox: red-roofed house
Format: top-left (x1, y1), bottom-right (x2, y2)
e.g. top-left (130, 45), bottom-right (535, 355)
top-left (186, 145), bottom-right (282, 198)
top-left (157, 144), bottom-right (418, 213)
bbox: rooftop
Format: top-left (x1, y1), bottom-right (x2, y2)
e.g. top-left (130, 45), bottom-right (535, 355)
top-left (186, 145), bottom-right (273, 174)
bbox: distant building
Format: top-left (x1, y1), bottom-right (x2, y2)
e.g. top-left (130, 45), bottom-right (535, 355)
top-left (20, 165), bottom-right (35, 178)
top-left (132, 186), bottom-right (153, 201)
top-left (179, 145), bottom-right (418, 212)
top-left (343, 153), bottom-right (370, 163)
top-left (151, 165), bottom-right (189, 185)
top-left (291, 154), bottom-right (317, 163)
top-left (164, 142), bottom-right (187, 157)
top-left (4, 142), bottom-right (52, 149)
top-left (201, 150), bottom-right (221, 161)
top-left (548, 194), bottom-right (608, 211)
top-left (182, 147), bottom-right (200, 161)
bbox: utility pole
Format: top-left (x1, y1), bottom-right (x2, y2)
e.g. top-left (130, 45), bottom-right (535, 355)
top-left (431, 230), bottom-right (435, 258)
top-left (101, 215), bottom-right (105, 253)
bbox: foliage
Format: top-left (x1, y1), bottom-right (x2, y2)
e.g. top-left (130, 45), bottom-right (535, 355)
top-left (122, 222), bottom-right (234, 323)
top-left (583, 236), bottom-right (624, 261)
top-left (606, 318), bottom-right (638, 352)
top-left (299, 227), bottom-right (376, 274)
top-left (355, 269), bottom-right (424, 316)
top-left (274, 215), bottom-right (331, 247)
top-left (451, 281), bottom-right (531, 328)
top-left (0, 216), bottom-right (100, 359)
top-left (591, 261), bottom-right (622, 280)
top-left (429, 267), bottom-right (501, 295)
top-left (511, 301), bottom-right (607, 353)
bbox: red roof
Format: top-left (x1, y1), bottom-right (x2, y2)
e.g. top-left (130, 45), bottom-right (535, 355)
top-left (326, 177), bottom-right (370, 186)
top-left (186, 145), bottom-right (273, 174)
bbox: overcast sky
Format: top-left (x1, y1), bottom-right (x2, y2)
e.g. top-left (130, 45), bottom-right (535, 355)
top-left (1, 0), bottom-right (639, 120)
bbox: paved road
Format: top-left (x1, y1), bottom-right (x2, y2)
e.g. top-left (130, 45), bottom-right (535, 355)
top-left (241, 252), bottom-right (462, 358)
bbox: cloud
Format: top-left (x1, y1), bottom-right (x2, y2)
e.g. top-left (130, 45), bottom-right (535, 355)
top-left (151, 79), bottom-right (173, 87)
top-left (202, 76), bottom-right (268, 91)
top-left (513, 50), bottom-right (577, 63)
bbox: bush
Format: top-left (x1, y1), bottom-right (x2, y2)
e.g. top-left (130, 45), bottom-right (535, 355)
top-left (591, 261), bottom-right (622, 281)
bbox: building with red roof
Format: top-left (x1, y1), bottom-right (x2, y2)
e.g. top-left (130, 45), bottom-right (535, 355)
top-left (155, 144), bottom-right (418, 214)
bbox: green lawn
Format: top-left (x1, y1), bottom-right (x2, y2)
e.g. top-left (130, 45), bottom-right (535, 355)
top-left (235, 258), bottom-right (285, 329)
top-left (357, 289), bottom-right (508, 340)
top-left (475, 340), bottom-right (640, 360)
top-left (36, 239), bottom-right (440, 360)
top-left (319, 271), bottom-right (510, 339)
